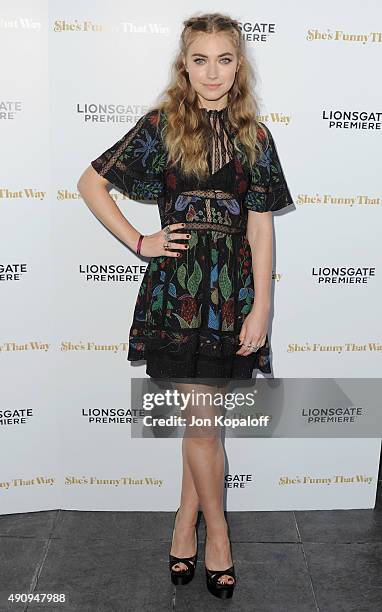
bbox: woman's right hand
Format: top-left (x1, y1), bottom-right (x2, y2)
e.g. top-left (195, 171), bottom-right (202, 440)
top-left (138, 223), bottom-right (191, 257)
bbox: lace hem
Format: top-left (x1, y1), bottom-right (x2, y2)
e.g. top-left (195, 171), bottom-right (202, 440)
top-left (127, 326), bottom-right (272, 377)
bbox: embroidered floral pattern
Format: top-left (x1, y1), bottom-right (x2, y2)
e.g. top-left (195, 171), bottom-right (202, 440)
top-left (243, 123), bottom-right (293, 212)
top-left (90, 108), bottom-right (293, 378)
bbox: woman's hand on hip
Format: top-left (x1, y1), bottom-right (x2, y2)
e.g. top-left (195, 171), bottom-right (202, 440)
top-left (138, 223), bottom-right (191, 257)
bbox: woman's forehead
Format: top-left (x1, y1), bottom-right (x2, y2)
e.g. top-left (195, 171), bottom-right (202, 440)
top-left (186, 32), bottom-right (236, 54)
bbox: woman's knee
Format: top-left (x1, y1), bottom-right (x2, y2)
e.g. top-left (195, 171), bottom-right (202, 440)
top-left (184, 431), bottom-right (221, 447)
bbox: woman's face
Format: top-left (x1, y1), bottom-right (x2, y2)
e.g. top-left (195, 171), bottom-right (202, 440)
top-left (183, 32), bottom-right (241, 110)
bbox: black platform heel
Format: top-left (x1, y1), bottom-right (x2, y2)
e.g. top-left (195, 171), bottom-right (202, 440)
top-left (204, 527), bottom-right (236, 599)
top-left (169, 508), bottom-right (198, 586)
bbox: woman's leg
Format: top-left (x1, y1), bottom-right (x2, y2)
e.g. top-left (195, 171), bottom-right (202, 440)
top-left (169, 436), bottom-right (200, 572)
top-left (171, 380), bottom-right (234, 585)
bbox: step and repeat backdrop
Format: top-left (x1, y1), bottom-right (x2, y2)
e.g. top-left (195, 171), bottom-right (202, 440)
top-left (1, 1), bottom-right (381, 514)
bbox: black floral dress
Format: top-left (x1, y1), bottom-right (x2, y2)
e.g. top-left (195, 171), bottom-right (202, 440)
top-left (90, 106), bottom-right (293, 379)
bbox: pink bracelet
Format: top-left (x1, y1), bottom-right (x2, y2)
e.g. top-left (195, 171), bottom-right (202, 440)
top-left (136, 234), bottom-right (144, 255)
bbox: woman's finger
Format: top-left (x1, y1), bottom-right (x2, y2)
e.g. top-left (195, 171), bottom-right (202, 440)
top-left (236, 336), bottom-right (265, 356)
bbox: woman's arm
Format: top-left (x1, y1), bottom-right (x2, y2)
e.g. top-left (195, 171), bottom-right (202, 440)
top-left (246, 209), bottom-right (273, 312)
top-left (77, 166), bottom-right (141, 252)
top-left (236, 210), bottom-right (273, 356)
top-left (77, 166), bottom-right (187, 259)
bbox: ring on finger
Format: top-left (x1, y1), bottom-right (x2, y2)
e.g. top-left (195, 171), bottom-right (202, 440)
top-left (243, 343), bottom-right (260, 352)
top-left (163, 225), bottom-right (171, 238)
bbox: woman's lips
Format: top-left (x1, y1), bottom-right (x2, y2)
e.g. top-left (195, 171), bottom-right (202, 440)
top-left (204, 84), bottom-right (221, 89)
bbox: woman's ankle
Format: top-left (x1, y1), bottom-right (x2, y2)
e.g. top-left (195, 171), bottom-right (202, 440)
top-left (204, 516), bottom-right (229, 537)
top-left (177, 505), bottom-right (199, 527)
top-left (205, 531), bottom-right (233, 570)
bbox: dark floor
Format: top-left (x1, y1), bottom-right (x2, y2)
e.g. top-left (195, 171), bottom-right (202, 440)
top-left (0, 481), bottom-right (381, 612)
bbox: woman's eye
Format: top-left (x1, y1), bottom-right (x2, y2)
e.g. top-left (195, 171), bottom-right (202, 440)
top-left (194, 58), bottom-right (232, 65)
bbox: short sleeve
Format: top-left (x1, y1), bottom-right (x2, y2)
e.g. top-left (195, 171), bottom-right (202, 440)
top-left (90, 110), bottom-right (166, 201)
top-left (243, 122), bottom-right (293, 212)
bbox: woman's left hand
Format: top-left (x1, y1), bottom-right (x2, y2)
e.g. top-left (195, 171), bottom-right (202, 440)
top-left (236, 304), bottom-right (270, 356)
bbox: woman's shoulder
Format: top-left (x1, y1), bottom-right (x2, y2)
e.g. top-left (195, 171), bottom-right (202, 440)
top-left (257, 121), bottom-right (271, 140)
top-left (141, 107), bottom-right (168, 130)
top-left (256, 121), bottom-right (279, 156)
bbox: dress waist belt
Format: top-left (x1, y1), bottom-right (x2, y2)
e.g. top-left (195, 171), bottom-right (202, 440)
top-left (172, 221), bottom-right (246, 235)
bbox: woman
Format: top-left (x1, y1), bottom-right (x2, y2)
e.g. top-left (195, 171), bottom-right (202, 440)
top-left (78, 12), bottom-right (293, 600)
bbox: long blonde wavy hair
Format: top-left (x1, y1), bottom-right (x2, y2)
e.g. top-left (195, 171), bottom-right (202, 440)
top-left (152, 12), bottom-right (264, 182)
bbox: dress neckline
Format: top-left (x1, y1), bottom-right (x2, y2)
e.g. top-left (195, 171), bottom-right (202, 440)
top-left (200, 106), bottom-right (228, 115)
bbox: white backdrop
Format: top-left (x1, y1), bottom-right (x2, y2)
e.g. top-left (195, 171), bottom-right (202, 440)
top-left (0, 0), bottom-right (381, 514)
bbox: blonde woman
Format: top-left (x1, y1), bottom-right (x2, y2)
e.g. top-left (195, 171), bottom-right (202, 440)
top-left (78, 13), bottom-right (292, 599)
